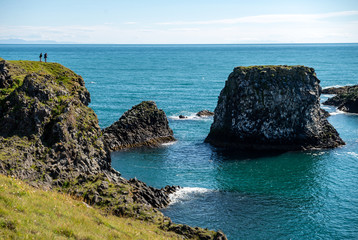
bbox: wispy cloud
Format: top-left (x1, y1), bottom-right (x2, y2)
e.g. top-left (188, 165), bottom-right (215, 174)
top-left (124, 22), bottom-right (137, 25)
top-left (157, 11), bottom-right (358, 25)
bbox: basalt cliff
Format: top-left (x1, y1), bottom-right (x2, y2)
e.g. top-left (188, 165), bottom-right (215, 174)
top-left (0, 58), bottom-right (226, 240)
top-left (206, 65), bottom-right (344, 151)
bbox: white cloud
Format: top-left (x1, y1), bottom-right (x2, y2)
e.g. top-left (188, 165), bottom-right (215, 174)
top-left (157, 11), bottom-right (358, 25)
top-left (0, 11), bottom-right (357, 44)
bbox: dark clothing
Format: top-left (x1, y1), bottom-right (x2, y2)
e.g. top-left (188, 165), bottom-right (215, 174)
top-left (39, 53), bottom-right (42, 62)
top-left (44, 53), bottom-right (47, 63)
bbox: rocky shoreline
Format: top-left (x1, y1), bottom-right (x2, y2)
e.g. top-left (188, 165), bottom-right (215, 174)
top-left (0, 58), bottom-right (226, 240)
top-left (322, 85), bottom-right (358, 113)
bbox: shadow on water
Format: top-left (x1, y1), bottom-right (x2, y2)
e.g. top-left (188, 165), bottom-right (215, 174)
top-left (208, 145), bottom-right (286, 162)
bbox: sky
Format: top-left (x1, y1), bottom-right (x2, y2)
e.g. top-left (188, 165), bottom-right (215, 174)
top-left (1, 0), bottom-right (358, 44)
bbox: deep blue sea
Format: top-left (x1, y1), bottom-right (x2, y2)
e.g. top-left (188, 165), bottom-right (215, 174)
top-left (1, 44), bottom-right (358, 240)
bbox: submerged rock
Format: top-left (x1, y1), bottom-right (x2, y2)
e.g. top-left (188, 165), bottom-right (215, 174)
top-left (205, 65), bottom-right (345, 151)
top-left (196, 109), bottom-right (214, 117)
top-left (103, 101), bottom-right (175, 151)
top-left (323, 85), bottom-right (358, 113)
top-left (179, 114), bottom-right (187, 119)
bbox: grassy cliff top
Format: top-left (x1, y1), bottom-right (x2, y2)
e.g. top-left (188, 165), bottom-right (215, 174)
top-left (0, 174), bottom-right (181, 240)
top-left (1, 59), bottom-right (82, 101)
top-left (234, 65), bottom-right (314, 72)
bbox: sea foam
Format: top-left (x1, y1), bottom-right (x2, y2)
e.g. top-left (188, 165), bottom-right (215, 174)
top-left (169, 187), bottom-right (212, 205)
top-left (169, 112), bottom-right (213, 121)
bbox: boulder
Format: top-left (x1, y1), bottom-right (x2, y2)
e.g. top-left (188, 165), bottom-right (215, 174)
top-left (179, 115), bottom-right (187, 119)
top-left (196, 110), bottom-right (214, 117)
top-left (205, 65), bottom-right (345, 151)
top-left (102, 101), bottom-right (175, 151)
top-left (323, 85), bottom-right (358, 113)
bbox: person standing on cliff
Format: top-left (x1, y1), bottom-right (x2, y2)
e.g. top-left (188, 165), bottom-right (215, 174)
top-left (44, 53), bottom-right (48, 63)
top-left (39, 53), bottom-right (42, 62)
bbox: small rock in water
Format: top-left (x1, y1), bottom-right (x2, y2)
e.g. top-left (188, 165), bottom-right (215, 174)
top-left (196, 110), bottom-right (214, 117)
top-left (179, 115), bottom-right (187, 119)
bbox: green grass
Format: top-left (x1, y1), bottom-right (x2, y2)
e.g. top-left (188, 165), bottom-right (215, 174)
top-left (0, 60), bottom-right (81, 101)
top-left (234, 65), bottom-right (310, 70)
top-left (8, 60), bottom-right (78, 80)
top-left (0, 174), bottom-right (182, 239)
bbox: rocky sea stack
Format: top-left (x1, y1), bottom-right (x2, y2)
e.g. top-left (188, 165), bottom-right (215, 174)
top-left (103, 101), bottom-right (175, 151)
top-left (0, 58), bottom-right (226, 240)
top-left (206, 65), bottom-right (345, 151)
top-left (323, 85), bottom-right (358, 113)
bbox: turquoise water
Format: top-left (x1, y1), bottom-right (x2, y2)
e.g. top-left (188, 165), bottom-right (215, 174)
top-left (1, 44), bottom-right (358, 239)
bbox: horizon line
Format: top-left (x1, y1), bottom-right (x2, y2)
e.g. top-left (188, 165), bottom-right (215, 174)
top-left (1, 42), bottom-right (358, 45)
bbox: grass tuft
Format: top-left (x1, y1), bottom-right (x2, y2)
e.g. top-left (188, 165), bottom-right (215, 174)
top-left (0, 174), bottom-right (182, 239)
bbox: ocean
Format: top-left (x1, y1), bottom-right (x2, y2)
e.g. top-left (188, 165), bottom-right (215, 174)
top-left (1, 44), bottom-right (357, 239)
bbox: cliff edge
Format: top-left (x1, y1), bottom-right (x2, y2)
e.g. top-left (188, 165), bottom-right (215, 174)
top-left (206, 65), bottom-right (344, 151)
top-left (0, 59), bottom-right (226, 240)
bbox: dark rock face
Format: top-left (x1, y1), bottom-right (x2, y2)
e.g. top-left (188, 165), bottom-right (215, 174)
top-left (129, 178), bottom-right (179, 208)
top-left (197, 109), bottom-right (214, 117)
top-left (206, 65), bottom-right (345, 151)
top-left (103, 101), bottom-right (175, 151)
top-left (323, 85), bottom-right (358, 113)
top-left (0, 60), bottom-right (14, 88)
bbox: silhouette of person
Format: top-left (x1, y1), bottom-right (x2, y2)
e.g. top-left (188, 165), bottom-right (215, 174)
top-left (39, 53), bottom-right (42, 62)
top-left (44, 53), bottom-right (48, 63)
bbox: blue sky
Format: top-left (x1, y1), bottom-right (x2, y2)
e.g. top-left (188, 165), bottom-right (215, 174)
top-left (1, 0), bottom-right (358, 43)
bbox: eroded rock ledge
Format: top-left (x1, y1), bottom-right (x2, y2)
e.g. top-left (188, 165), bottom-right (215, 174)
top-left (0, 59), bottom-right (226, 240)
top-left (205, 65), bottom-right (345, 151)
top-left (102, 101), bottom-right (176, 151)
top-left (323, 85), bottom-right (358, 113)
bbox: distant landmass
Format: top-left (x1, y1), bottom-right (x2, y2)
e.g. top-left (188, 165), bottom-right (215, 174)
top-left (0, 39), bottom-right (76, 44)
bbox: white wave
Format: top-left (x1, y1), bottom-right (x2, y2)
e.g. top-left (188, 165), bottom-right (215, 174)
top-left (347, 152), bottom-right (358, 158)
top-left (169, 187), bottom-right (211, 205)
top-left (329, 109), bottom-right (358, 116)
top-left (161, 141), bottom-right (177, 146)
top-left (321, 105), bottom-right (331, 110)
top-left (322, 85), bottom-right (344, 89)
top-left (89, 81), bottom-right (96, 84)
top-left (321, 94), bottom-right (335, 98)
top-left (169, 112), bottom-right (213, 121)
top-left (330, 109), bottom-right (345, 115)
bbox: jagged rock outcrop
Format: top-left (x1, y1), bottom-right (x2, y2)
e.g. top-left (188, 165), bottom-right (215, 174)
top-left (197, 109), bottom-right (214, 117)
top-left (102, 101), bottom-right (175, 151)
top-left (323, 85), bottom-right (358, 113)
top-left (322, 85), bottom-right (358, 94)
top-left (0, 59), bottom-right (226, 240)
top-left (205, 65), bottom-right (345, 151)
